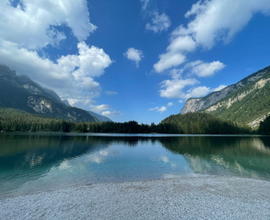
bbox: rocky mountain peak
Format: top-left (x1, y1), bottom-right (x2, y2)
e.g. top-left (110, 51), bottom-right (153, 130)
top-left (180, 65), bottom-right (270, 114)
top-left (0, 65), bottom-right (18, 86)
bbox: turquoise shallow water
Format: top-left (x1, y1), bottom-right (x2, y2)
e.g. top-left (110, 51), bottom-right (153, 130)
top-left (0, 133), bottom-right (270, 198)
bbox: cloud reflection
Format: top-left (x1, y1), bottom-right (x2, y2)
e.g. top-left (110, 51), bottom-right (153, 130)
top-left (58, 161), bottom-right (72, 171)
top-left (86, 149), bottom-right (122, 164)
top-left (86, 155), bottom-right (105, 164)
top-left (161, 156), bottom-right (169, 163)
top-left (150, 155), bottom-right (170, 163)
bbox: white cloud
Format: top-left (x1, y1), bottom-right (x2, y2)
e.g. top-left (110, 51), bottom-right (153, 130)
top-left (89, 104), bottom-right (111, 113)
top-left (148, 106), bottom-right (167, 113)
top-left (141, 0), bottom-right (150, 10)
top-left (68, 98), bottom-right (95, 108)
top-left (0, 40), bottom-right (112, 102)
top-left (146, 11), bottom-right (171, 33)
top-left (158, 106), bottom-right (167, 112)
top-left (153, 36), bottom-right (196, 73)
top-left (0, 0), bottom-right (96, 50)
top-left (167, 102), bottom-right (173, 107)
top-left (160, 78), bottom-right (198, 99)
top-left (0, 0), bottom-right (117, 113)
top-left (124, 48), bottom-right (144, 67)
top-left (102, 110), bottom-right (123, 118)
top-left (186, 86), bottom-right (211, 99)
top-left (105, 91), bottom-right (118, 95)
top-left (158, 59), bottom-right (226, 100)
top-left (213, 85), bottom-right (227, 92)
top-left (187, 60), bottom-right (225, 77)
top-left (154, 0), bottom-right (270, 72)
top-left (148, 107), bottom-right (159, 111)
top-left (154, 52), bottom-right (186, 73)
top-left (180, 0), bottom-right (270, 49)
top-left (159, 76), bottom-right (227, 100)
top-left (59, 42), bottom-right (112, 79)
top-left (167, 36), bottom-right (197, 53)
top-left (169, 69), bottom-right (185, 81)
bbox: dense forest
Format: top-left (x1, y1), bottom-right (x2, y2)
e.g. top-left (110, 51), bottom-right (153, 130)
top-left (160, 112), bottom-right (251, 134)
top-left (258, 115), bottom-right (270, 135)
top-left (0, 108), bottom-right (253, 134)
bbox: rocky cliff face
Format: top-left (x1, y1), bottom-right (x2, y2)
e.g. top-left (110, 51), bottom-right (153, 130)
top-left (27, 96), bottom-right (54, 114)
top-left (17, 75), bottom-right (64, 104)
top-left (0, 65), bottom-right (101, 122)
top-left (205, 78), bottom-right (270, 114)
top-left (180, 66), bottom-right (270, 114)
top-left (203, 75), bottom-right (270, 128)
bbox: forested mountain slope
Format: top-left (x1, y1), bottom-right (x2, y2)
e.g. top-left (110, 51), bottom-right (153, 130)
top-left (0, 65), bottom-right (99, 122)
top-left (180, 65), bottom-right (270, 115)
top-left (204, 72), bottom-right (270, 128)
top-left (160, 112), bottom-right (250, 134)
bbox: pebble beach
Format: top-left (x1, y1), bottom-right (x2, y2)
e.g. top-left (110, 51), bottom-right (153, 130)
top-left (1, 176), bottom-right (270, 219)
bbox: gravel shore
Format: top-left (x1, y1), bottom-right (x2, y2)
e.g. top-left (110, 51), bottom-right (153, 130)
top-left (1, 176), bottom-right (270, 220)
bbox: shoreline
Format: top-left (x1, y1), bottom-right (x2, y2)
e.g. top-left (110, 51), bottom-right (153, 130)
top-left (0, 131), bottom-right (265, 137)
top-left (1, 176), bottom-right (270, 219)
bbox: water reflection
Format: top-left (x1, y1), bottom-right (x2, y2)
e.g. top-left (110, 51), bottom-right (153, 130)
top-left (0, 134), bottom-right (109, 169)
top-left (160, 136), bottom-right (270, 180)
top-left (0, 133), bottom-right (270, 198)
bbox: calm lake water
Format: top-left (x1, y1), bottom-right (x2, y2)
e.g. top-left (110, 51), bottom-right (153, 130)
top-left (0, 133), bottom-right (270, 199)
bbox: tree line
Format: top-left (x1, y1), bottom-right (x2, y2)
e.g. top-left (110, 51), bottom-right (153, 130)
top-left (0, 108), bottom-right (255, 134)
top-left (258, 115), bottom-right (270, 135)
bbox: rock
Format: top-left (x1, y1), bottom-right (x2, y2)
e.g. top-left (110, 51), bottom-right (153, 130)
top-left (180, 66), bottom-right (270, 114)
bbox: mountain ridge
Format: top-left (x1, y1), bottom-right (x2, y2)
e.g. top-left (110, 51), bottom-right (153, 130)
top-left (180, 65), bottom-right (270, 114)
top-left (180, 65), bottom-right (270, 128)
top-left (0, 65), bottom-right (111, 123)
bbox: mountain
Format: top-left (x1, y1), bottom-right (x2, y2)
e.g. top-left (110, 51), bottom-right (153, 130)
top-left (0, 65), bottom-right (101, 122)
top-left (17, 75), bottom-right (64, 104)
top-left (88, 111), bottom-right (112, 122)
top-left (180, 65), bottom-right (270, 128)
top-left (62, 99), bottom-right (72, 107)
top-left (181, 66), bottom-right (270, 114)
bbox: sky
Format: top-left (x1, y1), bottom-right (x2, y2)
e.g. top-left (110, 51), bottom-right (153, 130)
top-left (1, 0), bottom-right (270, 124)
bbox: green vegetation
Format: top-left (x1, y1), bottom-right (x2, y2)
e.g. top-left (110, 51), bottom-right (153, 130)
top-left (160, 112), bottom-right (251, 134)
top-left (206, 71), bottom-right (270, 126)
top-left (0, 108), bottom-right (250, 134)
top-left (258, 116), bottom-right (270, 135)
top-left (0, 108), bottom-right (72, 132)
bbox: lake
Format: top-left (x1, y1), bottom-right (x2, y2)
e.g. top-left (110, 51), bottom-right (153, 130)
top-left (0, 133), bottom-right (270, 199)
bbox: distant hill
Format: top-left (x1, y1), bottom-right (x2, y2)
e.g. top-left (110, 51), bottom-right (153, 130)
top-left (180, 65), bottom-right (270, 128)
top-left (0, 65), bottom-right (107, 122)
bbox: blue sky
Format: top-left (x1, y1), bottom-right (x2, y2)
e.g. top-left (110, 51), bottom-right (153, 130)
top-left (1, 0), bottom-right (270, 124)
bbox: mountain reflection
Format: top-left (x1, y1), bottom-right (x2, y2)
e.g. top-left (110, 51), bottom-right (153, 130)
top-left (1, 133), bottom-right (270, 199)
top-left (0, 134), bottom-right (109, 169)
top-left (0, 134), bottom-right (270, 181)
top-left (160, 136), bottom-right (270, 180)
